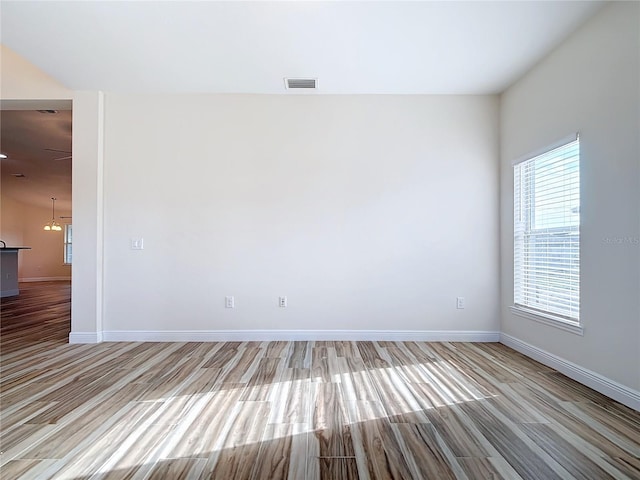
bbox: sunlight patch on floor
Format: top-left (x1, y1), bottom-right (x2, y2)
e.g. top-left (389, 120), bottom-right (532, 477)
top-left (93, 358), bottom-right (499, 470)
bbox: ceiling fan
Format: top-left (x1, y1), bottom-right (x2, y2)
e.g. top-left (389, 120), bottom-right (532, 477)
top-left (44, 148), bottom-right (72, 161)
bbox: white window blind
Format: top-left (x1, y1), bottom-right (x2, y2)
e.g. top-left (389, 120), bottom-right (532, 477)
top-left (514, 136), bottom-right (580, 322)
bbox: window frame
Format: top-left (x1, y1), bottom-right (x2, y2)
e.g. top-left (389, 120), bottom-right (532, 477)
top-left (512, 134), bottom-right (582, 335)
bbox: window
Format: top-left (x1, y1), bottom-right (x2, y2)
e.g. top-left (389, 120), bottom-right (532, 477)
top-left (64, 224), bottom-right (72, 264)
top-left (513, 136), bottom-right (580, 327)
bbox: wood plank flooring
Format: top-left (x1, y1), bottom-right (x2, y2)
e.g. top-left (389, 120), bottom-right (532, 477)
top-left (2, 282), bottom-right (639, 479)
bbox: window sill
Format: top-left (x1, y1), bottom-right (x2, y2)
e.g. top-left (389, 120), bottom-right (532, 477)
top-left (510, 306), bottom-right (583, 336)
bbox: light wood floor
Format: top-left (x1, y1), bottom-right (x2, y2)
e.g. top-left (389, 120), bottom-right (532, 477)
top-left (1, 282), bottom-right (639, 479)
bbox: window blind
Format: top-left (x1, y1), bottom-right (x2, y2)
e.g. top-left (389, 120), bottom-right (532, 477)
top-left (514, 137), bottom-right (580, 322)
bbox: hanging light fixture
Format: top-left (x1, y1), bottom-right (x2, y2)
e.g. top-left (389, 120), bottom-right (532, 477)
top-left (44, 197), bottom-right (62, 231)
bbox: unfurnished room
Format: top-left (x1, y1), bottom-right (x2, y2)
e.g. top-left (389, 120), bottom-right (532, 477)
top-left (0, 1), bottom-right (638, 479)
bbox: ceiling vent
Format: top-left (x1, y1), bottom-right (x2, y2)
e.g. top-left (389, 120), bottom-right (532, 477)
top-left (285, 78), bottom-right (318, 90)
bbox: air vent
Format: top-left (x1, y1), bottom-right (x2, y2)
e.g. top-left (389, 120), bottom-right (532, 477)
top-left (285, 78), bottom-right (318, 90)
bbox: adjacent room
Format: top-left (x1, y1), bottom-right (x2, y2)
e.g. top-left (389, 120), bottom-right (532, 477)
top-left (1, 1), bottom-right (638, 479)
top-left (0, 109), bottom-right (72, 345)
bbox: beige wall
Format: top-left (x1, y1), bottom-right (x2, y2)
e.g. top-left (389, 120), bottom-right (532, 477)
top-left (19, 202), bottom-right (72, 280)
top-left (0, 194), bottom-right (24, 247)
top-left (0, 196), bottom-right (71, 280)
top-left (500, 2), bottom-right (640, 391)
top-left (0, 44), bottom-right (70, 103)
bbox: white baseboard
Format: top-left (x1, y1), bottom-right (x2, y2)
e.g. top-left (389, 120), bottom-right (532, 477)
top-left (69, 331), bottom-right (102, 344)
top-left (102, 330), bottom-right (500, 343)
top-left (20, 276), bottom-right (71, 283)
top-left (500, 333), bottom-right (640, 412)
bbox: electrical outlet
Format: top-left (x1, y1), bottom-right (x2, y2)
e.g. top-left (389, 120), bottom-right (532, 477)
top-left (279, 296), bottom-right (287, 308)
top-left (456, 297), bottom-right (465, 309)
top-left (225, 296), bottom-right (234, 308)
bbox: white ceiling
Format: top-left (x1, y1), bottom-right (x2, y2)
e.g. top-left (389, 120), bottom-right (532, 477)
top-left (0, 1), bottom-right (604, 95)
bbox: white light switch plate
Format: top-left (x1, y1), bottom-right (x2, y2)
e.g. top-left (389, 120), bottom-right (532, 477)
top-left (131, 238), bottom-right (144, 250)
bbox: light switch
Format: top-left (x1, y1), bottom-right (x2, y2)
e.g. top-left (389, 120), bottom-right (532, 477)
top-left (131, 238), bottom-right (144, 250)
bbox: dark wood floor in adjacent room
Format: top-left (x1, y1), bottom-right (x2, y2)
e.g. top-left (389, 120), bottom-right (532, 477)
top-left (1, 281), bottom-right (639, 479)
top-left (0, 281), bottom-right (71, 354)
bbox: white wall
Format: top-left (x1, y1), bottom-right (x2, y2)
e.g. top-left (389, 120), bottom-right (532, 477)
top-left (102, 94), bottom-right (500, 335)
top-left (500, 2), bottom-right (640, 390)
top-left (71, 91), bottom-right (104, 339)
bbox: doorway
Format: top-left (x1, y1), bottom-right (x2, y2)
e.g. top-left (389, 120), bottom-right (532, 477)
top-left (0, 107), bottom-right (72, 347)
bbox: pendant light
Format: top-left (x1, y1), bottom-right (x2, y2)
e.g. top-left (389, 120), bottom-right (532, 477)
top-left (44, 197), bottom-right (62, 231)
